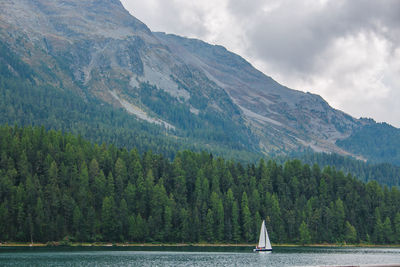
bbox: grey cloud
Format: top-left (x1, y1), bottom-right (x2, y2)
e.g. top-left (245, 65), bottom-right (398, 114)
top-left (227, 0), bottom-right (266, 18)
top-left (244, 0), bottom-right (400, 73)
top-left (121, 1), bottom-right (209, 37)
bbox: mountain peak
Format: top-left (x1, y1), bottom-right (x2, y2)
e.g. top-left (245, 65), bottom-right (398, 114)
top-left (0, 0), bottom-right (150, 39)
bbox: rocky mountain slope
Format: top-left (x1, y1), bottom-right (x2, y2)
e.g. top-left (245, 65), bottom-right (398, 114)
top-left (0, 0), bottom-right (398, 163)
top-left (154, 33), bottom-right (369, 154)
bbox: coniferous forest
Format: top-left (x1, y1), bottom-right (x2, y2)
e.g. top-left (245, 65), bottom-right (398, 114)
top-left (1, 125), bottom-right (400, 245)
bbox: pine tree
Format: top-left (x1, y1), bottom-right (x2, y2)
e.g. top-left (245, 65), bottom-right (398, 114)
top-left (163, 204), bottom-right (172, 242)
top-left (254, 212), bottom-right (262, 242)
top-left (232, 201), bottom-right (241, 242)
top-left (34, 197), bottom-right (45, 242)
top-left (179, 208), bottom-right (190, 242)
top-left (0, 202), bottom-right (9, 240)
top-left (258, 159), bottom-right (272, 195)
top-left (93, 170), bottom-right (106, 211)
top-left (394, 212), bottom-right (400, 243)
top-left (101, 196), bottom-right (117, 241)
top-left (241, 192), bottom-right (252, 241)
top-left (373, 212), bottom-right (384, 244)
top-left (334, 198), bottom-right (345, 241)
top-left (344, 221), bottom-right (357, 243)
top-left (128, 214), bottom-right (136, 241)
top-left (224, 188), bottom-right (234, 241)
top-left (72, 205), bottom-right (82, 240)
top-left (382, 217), bottom-right (393, 243)
top-left (119, 199), bottom-right (129, 240)
top-left (114, 158), bottom-right (127, 202)
top-left (16, 204), bottom-right (26, 241)
top-left (88, 158), bottom-right (100, 187)
top-left (299, 221), bottom-right (311, 245)
top-left (215, 197), bottom-right (225, 241)
top-left (205, 209), bottom-right (214, 242)
top-left (106, 172), bottom-right (115, 198)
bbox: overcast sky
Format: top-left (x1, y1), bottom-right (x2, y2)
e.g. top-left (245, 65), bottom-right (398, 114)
top-left (120, 0), bottom-right (400, 127)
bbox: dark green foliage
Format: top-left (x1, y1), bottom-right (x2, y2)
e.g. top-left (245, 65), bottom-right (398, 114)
top-left (0, 125), bottom-right (399, 244)
top-left (344, 221), bottom-right (357, 243)
top-left (136, 82), bottom-right (252, 150)
top-left (299, 221), bottom-right (311, 245)
top-left (394, 213), bottom-right (400, 243)
top-left (336, 122), bottom-right (400, 166)
top-left (291, 151), bottom-right (400, 187)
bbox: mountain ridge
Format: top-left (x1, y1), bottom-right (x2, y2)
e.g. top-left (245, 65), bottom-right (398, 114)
top-left (152, 32), bottom-right (371, 155)
top-left (0, 0), bottom-right (399, 164)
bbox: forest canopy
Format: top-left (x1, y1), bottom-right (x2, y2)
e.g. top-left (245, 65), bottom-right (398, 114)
top-left (0, 125), bottom-right (399, 244)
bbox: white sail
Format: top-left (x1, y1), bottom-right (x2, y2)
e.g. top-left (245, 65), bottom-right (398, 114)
top-left (257, 220), bottom-right (272, 250)
top-left (265, 224), bottom-right (272, 250)
top-left (258, 220), bottom-right (266, 248)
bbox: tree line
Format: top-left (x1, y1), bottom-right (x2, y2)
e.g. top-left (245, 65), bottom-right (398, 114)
top-left (285, 150), bottom-right (400, 187)
top-left (337, 122), bottom-right (400, 166)
top-left (0, 125), bottom-right (399, 244)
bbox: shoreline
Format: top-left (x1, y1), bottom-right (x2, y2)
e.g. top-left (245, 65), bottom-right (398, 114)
top-left (1, 242), bottom-right (400, 248)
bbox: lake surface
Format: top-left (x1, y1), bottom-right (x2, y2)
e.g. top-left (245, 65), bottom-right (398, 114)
top-left (1, 246), bottom-right (400, 266)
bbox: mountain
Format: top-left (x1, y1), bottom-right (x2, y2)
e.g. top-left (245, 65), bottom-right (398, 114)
top-left (0, 0), bottom-right (399, 164)
top-left (154, 33), bottom-right (364, 154)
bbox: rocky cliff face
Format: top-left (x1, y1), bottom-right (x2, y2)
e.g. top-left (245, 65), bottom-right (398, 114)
top-left (154, 33), bottom-right (369, 155)
top-left (0, 0), bottom-right (380, 158)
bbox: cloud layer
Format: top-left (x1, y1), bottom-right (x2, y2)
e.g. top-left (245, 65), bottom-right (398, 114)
top-left (121, 0), bottom-right (400, 127)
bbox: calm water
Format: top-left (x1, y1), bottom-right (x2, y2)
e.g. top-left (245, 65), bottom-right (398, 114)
top-left (1, 246), bottom-right (400, 266)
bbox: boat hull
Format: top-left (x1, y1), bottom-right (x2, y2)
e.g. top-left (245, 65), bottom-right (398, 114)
top-left (253, 248), bottom-right (272, 252)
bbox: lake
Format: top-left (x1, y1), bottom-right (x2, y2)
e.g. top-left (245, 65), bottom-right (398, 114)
top-left (1, 246), bottom-right (400, 266)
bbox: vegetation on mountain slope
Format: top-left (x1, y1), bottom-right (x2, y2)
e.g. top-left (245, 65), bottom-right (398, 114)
top-left (337, 122), bottom-right (400, 166)
top-left (288, 151), bottom-right (400, 187)
top-left (0, 40), bottom-right (259, 162)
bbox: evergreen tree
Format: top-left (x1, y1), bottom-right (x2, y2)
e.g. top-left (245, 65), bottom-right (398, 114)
top-left (119, 199), bottom-right (129, 240)
top-left (232, 201), bottom-right (241, 242)
top-left (135, 214), bottom-right (147, 242)
top-left (128, 215), bottom-right (136, 241)
top-left (334, 198), bottom-right (345, 241)
top-left (394, 212), bottom-right (400, 243)
top-left (382, 217), bottom-right (393, 243)
top-left (72, 205), bottom-right (82, 240)
top-left (163, 204), bottom-right (172, 241)
top-left (254, 212), bottom-right (262, 242)
top-left (299, 221), bottom-right (311, 245)
top-left (241, 192), bottom-right (252, 242)
top-left (101, 196), bottom-right (117, 241)
top-left (205, 209), bottom-right (214, 242)
top-left (373, 210), bottom-right (384, 244)
top-left (344, 221), bottom-right (357, 243)
top-left (178, 208), bottom-right (190, 242)
top-left (224, 188), bottom-right (234, 241)
top-left (34, 197), bottom-right (45, 242)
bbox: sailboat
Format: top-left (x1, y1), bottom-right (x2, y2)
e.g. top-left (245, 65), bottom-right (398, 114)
top-left (253, 220), bottom-right (272, 252)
